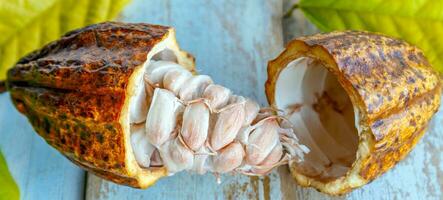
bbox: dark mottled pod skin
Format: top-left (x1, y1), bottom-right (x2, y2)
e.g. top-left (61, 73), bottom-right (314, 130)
top-left (7, 22), bottom-right (195, 188)
top-left (266, 31), bottom-right (441, 195)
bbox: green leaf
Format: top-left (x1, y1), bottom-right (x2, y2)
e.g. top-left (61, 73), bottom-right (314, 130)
top-left (0, 0), bottom-right (131, 80)
top-left (0, 151), bottom-right (19, 200)
top-left (297, 0), bottom-right (443, 74)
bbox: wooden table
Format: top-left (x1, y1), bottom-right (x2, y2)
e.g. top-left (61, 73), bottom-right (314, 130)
top-left (1, 0), bottom-right (442, 199)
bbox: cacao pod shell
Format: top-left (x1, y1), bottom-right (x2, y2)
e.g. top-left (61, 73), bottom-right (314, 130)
top-left (7, 22), bottom-right (195, 188)
top-left (266, 31), bottom-right (442, 195)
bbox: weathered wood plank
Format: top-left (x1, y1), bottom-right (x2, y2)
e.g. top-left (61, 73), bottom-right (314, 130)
top-left (281, 0), bottom-right (443, 199)
top-left (0, 93), bottom-right (85, 200)
top-left (85, 0), bottom-right (285, 199)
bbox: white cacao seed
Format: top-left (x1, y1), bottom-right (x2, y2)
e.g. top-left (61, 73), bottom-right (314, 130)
top-left (236, 126), bottom-right (252, 145)
top-left (130, 78), bottom-right (150, 124)
top-left (179, 75), bottom-right (213, 101)
top-left (181, 102), bottom-right (210, 151)
top-left (213, 142), bottom-right (245, 173)
top-left (202, 84), bottom-right (231, 110)
top-left (130, 124), bottom-right (155, 168)
top-left (159, 138), bottom-right (194, 174)
top-left (210, 102), bottom-right (245, 150)
top-left (163, 68), bottom-right (192, 95)
top-left (146, 88), bottom-right (184, 147)
top-left (243, 98), bottom-right (260, 126)
top-left (245, 120), bottom-right (279, 165)
top-left (251, 142), bottom-right (283, 175)
top-left (145, 61), bottom-right (183, 87)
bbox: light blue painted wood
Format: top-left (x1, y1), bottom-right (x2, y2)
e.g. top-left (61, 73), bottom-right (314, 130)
top-left (87, 172), bottom-right (279, 200)
top-left (87, 0), bottom-right (285, 199)
top-left (0, 93), bottom-right (85, 200)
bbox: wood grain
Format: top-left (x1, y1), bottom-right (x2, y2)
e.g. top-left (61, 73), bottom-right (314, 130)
top-left (0, 93), bottom-right (85, 200)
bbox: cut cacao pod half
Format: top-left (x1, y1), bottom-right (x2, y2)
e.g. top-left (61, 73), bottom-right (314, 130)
top-left (7, 22), bottom-right (196, 188)
top-left (266, 31), bottom-right (441, 195)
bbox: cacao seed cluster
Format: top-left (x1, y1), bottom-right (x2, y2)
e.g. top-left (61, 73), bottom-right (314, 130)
top-left (130, 60), bottom-right (308, 177)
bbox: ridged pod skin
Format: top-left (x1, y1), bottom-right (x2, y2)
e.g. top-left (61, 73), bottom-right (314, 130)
top-left (6, 22), bottom-right (195, 188)
top-left (266, 31), bottom-right (442, 195)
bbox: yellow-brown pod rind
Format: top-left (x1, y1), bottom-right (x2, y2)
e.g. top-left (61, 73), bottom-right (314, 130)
top-left (266, 31), bottom-right (441, 195)
top-left (7, 22), bottom-right (194, 188)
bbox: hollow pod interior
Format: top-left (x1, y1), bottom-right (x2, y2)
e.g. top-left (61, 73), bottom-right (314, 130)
top-left (265, 42), bottom-right (374, 195)
top-left (274, 57), bottom-right (359, 182)
top-left (124, 29), bottom-right (195, 187)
